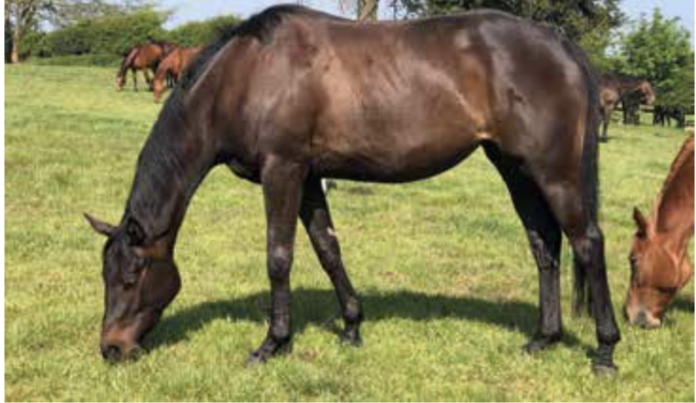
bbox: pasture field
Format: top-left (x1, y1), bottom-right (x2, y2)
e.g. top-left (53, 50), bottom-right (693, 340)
top-left (5, 64), bottom-right (694, 401)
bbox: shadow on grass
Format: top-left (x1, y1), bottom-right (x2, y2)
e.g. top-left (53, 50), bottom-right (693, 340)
top-left (671, 296), bottom-right (694, 313)
top-left (147, 287), bottom-right (588, 353)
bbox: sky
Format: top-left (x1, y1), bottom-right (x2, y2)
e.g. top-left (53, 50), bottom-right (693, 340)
top-left (159, 0), bottom-right (695, 44)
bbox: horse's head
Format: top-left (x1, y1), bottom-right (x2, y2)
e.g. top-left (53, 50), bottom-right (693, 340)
top-left (625, 207), bottom-right (687, 328)
top-left (116, 74), bottom-right (125, 92)
top-left (85, 214), bottom-right (180, 362)
top-left (639, 80), bottom-right (655, 105)
top-left (152, 78), bottom-right (165, 103)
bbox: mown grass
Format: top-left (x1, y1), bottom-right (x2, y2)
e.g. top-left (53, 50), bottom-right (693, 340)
top-left (5, 64), bottom-right (694, 401)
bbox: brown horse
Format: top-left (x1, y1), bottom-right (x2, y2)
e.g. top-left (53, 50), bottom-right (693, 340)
top-left (86, 5), bottom-right (620, 374)
top-left (625, 135), bottom-right (694, 327)
top-left (599, 73), bottom-right (655, 142)
top-left (116, 41), bottom-right (178, 92)
top-left (152, 47), bottom-right (203, 102)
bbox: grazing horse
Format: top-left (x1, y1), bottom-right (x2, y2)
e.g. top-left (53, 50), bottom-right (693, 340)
top-left (85, 5), bottom-right (620, 374)
top-left (599, 73), bottom-right (655, 142)
top-left (653, 105), bottom-right (687, 128)
top-left (116, 41), bottom-right (178, 92)
top-left (625, 135), bottom-right (694, 327)
top-left (152, 47), bottom-right (203, 102)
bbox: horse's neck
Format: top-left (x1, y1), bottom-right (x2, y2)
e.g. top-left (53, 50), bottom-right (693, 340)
top-left (653, 139), bottom-right (695, 253)
top-left (124, 109), bottom-right (215, 246)
top-left (120, 48), bottom-right (138, 75)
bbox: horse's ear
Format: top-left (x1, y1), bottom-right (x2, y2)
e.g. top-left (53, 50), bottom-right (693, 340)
top-left (633, 207), bottom-right (649, 238)
top-left (85, 213), bottom-right (116, 237)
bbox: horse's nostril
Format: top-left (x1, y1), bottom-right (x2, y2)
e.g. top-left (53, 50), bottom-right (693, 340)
top-left (101, 345), bottom-right (122, 362)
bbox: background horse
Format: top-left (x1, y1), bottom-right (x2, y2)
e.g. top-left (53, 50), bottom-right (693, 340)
top-left (152, 47), bottom-right (203, 102)
top-left (653, 104), bottom-right (687, 128)
top-left (87, 5), bottom-right (620, 374)
top-left (599, 73), bottom-right (655, 142)
top-left (116, 41), bottom-right (178, 91)
top-left (626, 135), bottom-right (694, 327)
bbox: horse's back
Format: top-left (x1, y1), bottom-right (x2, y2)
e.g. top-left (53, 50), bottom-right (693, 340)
top-left (293, 11), bottom-right (589, 180)
top-left (197, 7), bottom-right (593, 182)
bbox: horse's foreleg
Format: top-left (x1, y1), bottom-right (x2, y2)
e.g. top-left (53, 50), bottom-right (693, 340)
top-left (247, 157), bottom-right (307, 365)
top-left (132, 68), bottom-right (138, 91)
top-left (483, 144), bottom-right (562, 353)
top-left (299, 176), bottom-right (363, 345)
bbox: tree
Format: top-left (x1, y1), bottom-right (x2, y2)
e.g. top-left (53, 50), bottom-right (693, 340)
top-left (167, 15), bottom-right (242, 48)
top-left (339, 0), bottom-right (379, 21)
top-left (615, 9), bottom-right (693, 113)
top-left (5, 0), bottom-right (53, 63)
top-left (47, 0), bottom-right (159, 27)
top-left (396, 0), bottom-right (624, 41)
top-left (4, 0), bottom-right (160, 63)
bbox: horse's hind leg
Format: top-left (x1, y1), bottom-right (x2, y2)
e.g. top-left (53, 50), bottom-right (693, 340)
top-left (131, 68), bottom-right (138, 91)
top-left (247, 157), bottom-right (307, 364)
top-left (299, 176), bottom-right (363, 345)
top-left (532, 167), bottom-right (620, 374)
top-left (483, 144), bottom-right (563, 352)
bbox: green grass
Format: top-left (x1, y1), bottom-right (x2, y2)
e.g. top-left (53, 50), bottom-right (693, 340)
top-left (5, 64), bottom-right (694, 401)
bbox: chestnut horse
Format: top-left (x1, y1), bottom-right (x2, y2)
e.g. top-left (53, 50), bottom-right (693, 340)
top-left (152, 47), bottom-right (203, 102)
top-left (598, 73), bottom-right (655, 142)
top-left (626, 135), bottom-right (694, 327)
top-left (116, 41), bottom-right (178, 91)
top-left (86, 5), bottom-right (620, 374)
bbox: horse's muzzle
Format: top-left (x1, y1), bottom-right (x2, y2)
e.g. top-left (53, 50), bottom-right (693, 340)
top-left (101, 342), bottom-right (144, 363)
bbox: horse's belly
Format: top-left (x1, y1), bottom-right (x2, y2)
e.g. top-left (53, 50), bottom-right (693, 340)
top-left (314, 131), bottom-right (481, 183)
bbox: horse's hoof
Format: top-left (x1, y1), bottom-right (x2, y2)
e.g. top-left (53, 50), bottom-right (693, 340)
top-left (522, 335), bottom-right (560, 354)
top-left (592, 362), bottom-right (619, 377)
top-left (245, 351), bottom-right (267, 367)
top-left (339, 329), bottom-right (362, 347)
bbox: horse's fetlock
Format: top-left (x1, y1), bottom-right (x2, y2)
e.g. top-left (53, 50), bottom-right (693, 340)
top-left (344, 297), bottom-right (363, 324)
top-left (270, 325), bottom-right (291, 344)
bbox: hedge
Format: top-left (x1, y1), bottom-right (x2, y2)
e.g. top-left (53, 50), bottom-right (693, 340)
top-left (25, 53), bottom-right (122, 67)
top-left (36, 10), bottom-right (168, 58)
top-left (167, 15), bottom-right (242, 48)
top-left (20, 12), bottom-right (241, 65)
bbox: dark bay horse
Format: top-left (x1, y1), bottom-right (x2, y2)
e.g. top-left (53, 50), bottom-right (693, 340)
top-left (116, 41), bottom-right (178, 92)
top-left (626, 135), bottom-right (694, 327)
top-left (152, 47), bottom-right (203, 102)
top-left (86, 5), bottom-right (620, 374)
top-left (599, 73), bottom-right (655, 142)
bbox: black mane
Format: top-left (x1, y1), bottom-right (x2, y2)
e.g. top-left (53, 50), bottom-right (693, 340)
top-left (125, 5), bottom-right (316, 237)
top-left (179, 4), bottom-right (309, 92)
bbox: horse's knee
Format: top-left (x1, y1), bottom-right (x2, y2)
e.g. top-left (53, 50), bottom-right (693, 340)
top-left (571, 224), bottom-right (604, 266)
top-left (268, 246), bottom-right (293, 282)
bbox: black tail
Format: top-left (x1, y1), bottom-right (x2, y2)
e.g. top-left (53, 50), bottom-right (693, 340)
top-left (564, 39), bottom-right (601, 316)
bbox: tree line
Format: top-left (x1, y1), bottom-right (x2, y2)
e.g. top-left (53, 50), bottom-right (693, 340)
top-left (5, 0), bottom-right (240, 63)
